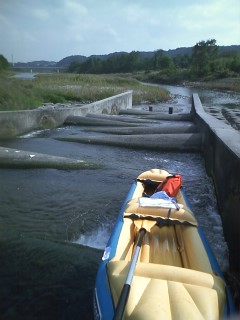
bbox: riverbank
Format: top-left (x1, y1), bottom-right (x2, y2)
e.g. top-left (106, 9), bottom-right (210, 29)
top-left (1, 72), bottom-right (240, 113)
top-left (0, 73), bottom-right (170, 111)
top-left (183, 77), bottom-right (240, 92)
top-left (133, 71), bottom-right (240, 93)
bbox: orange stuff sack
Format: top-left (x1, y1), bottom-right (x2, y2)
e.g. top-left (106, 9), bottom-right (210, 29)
top-left (154, 174), bottom-right (182, 197)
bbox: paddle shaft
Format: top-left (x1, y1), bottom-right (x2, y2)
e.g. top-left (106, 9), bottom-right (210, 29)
top-left (113, 228), bottom-right (146, 320)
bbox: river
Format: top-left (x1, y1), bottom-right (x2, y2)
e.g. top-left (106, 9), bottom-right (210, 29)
top-left (0, 83), bottom-right (239, 319)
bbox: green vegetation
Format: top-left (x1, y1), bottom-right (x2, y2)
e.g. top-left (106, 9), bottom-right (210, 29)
top-left (69, 39), bottom-right (240, 86)
top-left (0, 55), bottom-right (9, 72)
top-left (1, 39), bottom-right (240, 111)
top-left (0, 73), bottom-right (170, 111)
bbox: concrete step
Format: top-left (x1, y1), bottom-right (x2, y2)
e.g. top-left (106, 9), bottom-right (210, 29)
top-left (64, 115), bottom-right (140, 127)
top-left (56, 133), bottom-right (202, 152)
top-left (82, 123), bottom-right (198, 135)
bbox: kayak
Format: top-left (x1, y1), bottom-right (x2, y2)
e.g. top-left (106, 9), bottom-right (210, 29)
top-left (93, 169), bottom-right (235, 320)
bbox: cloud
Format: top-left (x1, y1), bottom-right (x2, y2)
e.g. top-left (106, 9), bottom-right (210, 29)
top-left (63, 0), bottom-right (88, 14)
top-left (174, 0), bottom-right (240, 45)
top-left (32, 8), bottom-right (50, 20)
top-left (0, 0), bottom-right (239, 62)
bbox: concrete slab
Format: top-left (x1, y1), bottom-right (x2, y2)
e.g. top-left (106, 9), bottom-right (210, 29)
top-left (0, 146), bottom-right (100, 169)
top-left (56, 133), bottom-right (202, 152)
top-left (119, 109), bottom-right (193, 121)
top-left (64, 115), bottom-right (140, 127)
top-left (82, 123), bottom-right (198, 135)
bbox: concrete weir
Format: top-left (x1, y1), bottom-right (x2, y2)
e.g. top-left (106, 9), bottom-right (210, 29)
top-left (0, 91), bottom-right (132, 138)
top-left (59, 108), bottom-right (201, 151)
top-left (59, 94), bottom-right (239, 272)
top-left (0, 91), bottom-right (132, 169)
top-left (0, 90), bottom-right (239, 272)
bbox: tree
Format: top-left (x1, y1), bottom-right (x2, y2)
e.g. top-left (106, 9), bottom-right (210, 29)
top-left (0, 54), bottom-right (9, 72)
top-left (191, 39), bottom-right (218, 77)
top-left (173, 54), bottom-right (191, 69)
top-left (153, 50), bottom-right (174, 71)
top-left (127, 51), bottom-right (141, 72)
top-left (231, 55), bottom-right (240, 73)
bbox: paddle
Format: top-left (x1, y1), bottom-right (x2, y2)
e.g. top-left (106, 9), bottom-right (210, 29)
top-left (113, 219), bottom-right (156, 320)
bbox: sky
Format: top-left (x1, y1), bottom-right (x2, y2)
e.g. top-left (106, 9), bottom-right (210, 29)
top-left (0, 0), bottom-right (239, 63)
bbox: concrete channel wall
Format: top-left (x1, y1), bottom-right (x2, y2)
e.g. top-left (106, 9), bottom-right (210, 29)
top-left (192, 93), bottom-right (240, 272)
top-left (0, 91), bottom-right (132, 138)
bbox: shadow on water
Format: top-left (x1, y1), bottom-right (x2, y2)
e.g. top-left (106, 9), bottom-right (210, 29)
top-left (0, 233), bottom-right (102, 320)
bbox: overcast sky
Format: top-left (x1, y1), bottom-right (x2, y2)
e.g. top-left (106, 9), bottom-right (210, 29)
top-left (0, 0), bottom-right (239, 63)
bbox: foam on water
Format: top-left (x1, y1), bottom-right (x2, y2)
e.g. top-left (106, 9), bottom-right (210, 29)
top-left (74, 225), bottom-right (111, 250)
top-left (198, 204), bottom-right (230, 272)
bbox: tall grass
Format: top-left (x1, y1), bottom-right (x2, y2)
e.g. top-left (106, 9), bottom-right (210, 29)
top-left (0, 73), bottom-right (170, 111)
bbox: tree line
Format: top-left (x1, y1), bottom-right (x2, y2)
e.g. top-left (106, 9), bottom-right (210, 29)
top-left (69, 39), bottom-right (240, 81)
top-left (1, 39), bottom-right (240, 81)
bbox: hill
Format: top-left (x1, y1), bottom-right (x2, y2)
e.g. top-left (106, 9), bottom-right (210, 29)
top-left (13, 45), bottom-right (240, 69)
top-left (52, 45), bottom-right (240, 68)
top-left (55, 55), bottom-right (86, 67)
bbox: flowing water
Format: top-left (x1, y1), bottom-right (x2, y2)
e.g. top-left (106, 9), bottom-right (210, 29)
top-left (0, 84), bottom-right (239, 319)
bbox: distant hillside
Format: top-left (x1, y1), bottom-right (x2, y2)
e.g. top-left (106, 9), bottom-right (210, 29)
top-left (90, 51), bottom-right (128, 61)
top-left (56, 55), bottom-right (87, 67)
top-left (56, 45), bottom-right (240, 68)
top-left (218, 45), bottom-right (240, 54)
top-left (166, 47), bottom-right (193, 57)
top-left (13, 45), bottom-right (240, 69)
top-left (14, 60), bottom-right (56, 68)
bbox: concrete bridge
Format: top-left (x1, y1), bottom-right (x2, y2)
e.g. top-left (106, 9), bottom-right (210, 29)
top-left (0, 90), bottom-right (239, 272)
top-left (11, 66), bottom-right (66, 73)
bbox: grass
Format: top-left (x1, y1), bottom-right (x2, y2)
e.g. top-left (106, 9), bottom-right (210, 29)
top-left (0, 73), bottom-right (170, 111)
top-left (134, 70), bottom-right (240, 92)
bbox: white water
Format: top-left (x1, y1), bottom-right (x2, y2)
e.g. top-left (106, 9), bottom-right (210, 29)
top-left (74, 226), bottom-right (112, 250)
